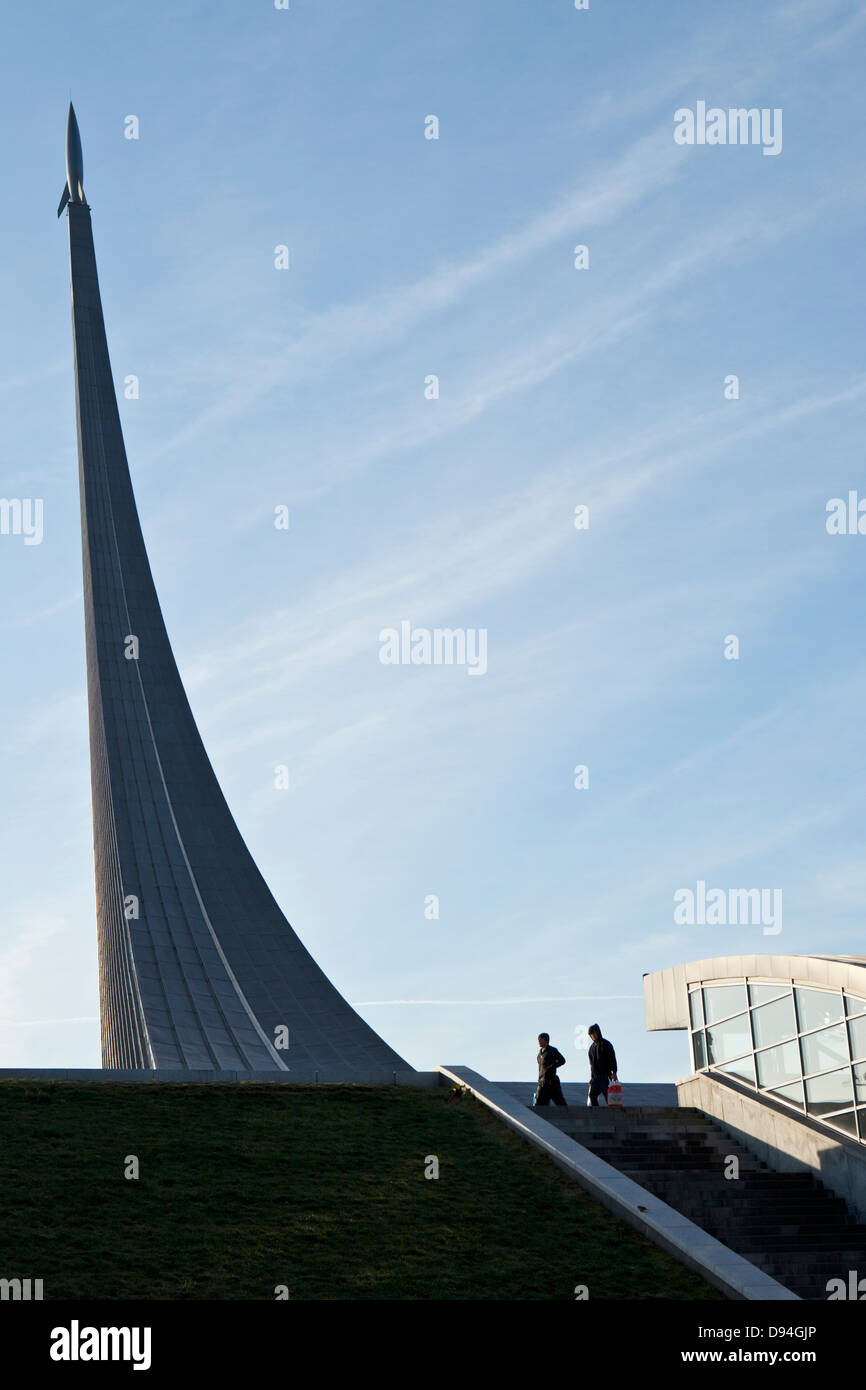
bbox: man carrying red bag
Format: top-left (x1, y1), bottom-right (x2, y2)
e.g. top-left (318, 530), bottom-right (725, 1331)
top-left (587, 1023), bottom-right (618, 1107)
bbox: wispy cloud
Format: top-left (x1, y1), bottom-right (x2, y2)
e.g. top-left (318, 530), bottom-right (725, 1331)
top-left (353, 996), bottom-right (642, 1006)
top-left (0, 1016), bottom-right (99, 1028)
top-left (149, 128), bottom-right (692, 461)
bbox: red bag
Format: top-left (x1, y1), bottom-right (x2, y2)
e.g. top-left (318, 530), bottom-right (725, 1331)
top-left (607, 1076), bottom-right (623, 1107)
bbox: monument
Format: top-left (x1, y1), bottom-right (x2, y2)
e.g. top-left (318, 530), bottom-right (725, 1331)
top-left (60, 104), bottom-right (409, 1075)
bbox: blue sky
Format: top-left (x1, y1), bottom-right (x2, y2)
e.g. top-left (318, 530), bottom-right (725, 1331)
top-left (1, 0), bottom-right (865, 1083)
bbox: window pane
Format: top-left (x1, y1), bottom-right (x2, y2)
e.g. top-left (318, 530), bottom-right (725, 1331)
top-left (825, 1110), bottom-right (858, 1138)
top-left (756, 1040), bottom-right (800, 1089)
top-left (805, 1068), bottom-right (853, 1117)
top-left (751, 995), bottom-right (796, 1049)
top-left (769, 1079), bottom-right (804, 1109)
top-left (689, 990), bottom-right (704, 1028)
top-left (706, 1014), bottom-right (751, 1064)
top-left (801, 1024), bottom-right (848, 1076)
top-left (716, 1054), bottom-right (755, 1085)
top-left (704, 984), bottom-right (748, 1023)
top-left (853, 1062), bottom-right (866, 1103)
top-left (795, 987), bottom-right (843, 1032)
top-left (692, 1030), bottom-right (706, 1070)
top-left (848, 1016), bottom-right (866, 1062)
top-left (857, 1109), bottom-right (866, 1141)
top-left (846, 994), bottom-right (866, 1019)
top-left (749, 982), bottom-right (790, 1006)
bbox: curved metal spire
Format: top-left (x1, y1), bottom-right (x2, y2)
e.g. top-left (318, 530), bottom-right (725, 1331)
top-left (59, 107), bottom-right (411, 1075)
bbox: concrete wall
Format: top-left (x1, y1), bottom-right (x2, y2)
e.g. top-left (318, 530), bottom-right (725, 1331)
top-left (0, 1068), bottom-right (442, 1087)
top-left (494, 1080), bottom-right (678, 1107)
top-left (679, 1071), bottom-right (866, 1221)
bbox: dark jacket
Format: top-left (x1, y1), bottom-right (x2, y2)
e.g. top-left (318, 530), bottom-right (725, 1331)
top-left (537, 1045), bottom-right (566, 1084)
top-left (588, 1037), bottom-right (617, 1080)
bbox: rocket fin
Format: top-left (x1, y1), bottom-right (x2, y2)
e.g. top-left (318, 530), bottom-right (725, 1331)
top-left (57, 184), bottom-right (70, 218)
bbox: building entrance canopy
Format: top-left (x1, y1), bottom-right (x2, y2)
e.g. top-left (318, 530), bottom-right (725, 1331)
top-left (645, 955), bottom-right (866, 1144)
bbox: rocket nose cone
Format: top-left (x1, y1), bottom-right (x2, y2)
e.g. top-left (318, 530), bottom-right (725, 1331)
top-left (65, 102), bottom-right (84, 203)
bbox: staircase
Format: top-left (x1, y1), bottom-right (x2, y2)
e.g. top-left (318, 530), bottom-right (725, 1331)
top-left (536, 1105), bottom-right (866, 1300)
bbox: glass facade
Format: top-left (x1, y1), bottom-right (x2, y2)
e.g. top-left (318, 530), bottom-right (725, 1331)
top-left (688, 979), bottom-right (866, 1143)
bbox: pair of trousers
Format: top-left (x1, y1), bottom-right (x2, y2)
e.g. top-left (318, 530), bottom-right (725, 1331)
top-left (535, 1076), bottom-right (567, 1106)
top-left (588, 1077), bottom-right (609, 1106)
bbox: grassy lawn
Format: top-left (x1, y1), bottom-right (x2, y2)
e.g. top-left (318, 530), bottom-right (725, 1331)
top-left (0, 1081), bottom-right (722, 1300)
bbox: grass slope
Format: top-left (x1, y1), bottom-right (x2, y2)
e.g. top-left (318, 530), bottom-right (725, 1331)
top-left (0, 1082), bottom-right (722, 1300)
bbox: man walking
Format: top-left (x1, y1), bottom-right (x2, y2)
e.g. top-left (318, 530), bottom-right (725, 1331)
top-left (535, 1032), bottom-right (567, 1107)
top-left (587, 1023), bottom-right (617, 1107)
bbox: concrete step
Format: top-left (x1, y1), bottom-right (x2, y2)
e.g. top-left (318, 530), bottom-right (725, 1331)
top-left (650, 1197), bottom-right (851, 1211)
top-left (626, 1174), bottom-right (849, 1204)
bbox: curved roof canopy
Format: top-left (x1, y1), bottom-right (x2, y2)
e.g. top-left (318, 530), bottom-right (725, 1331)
top-left (645, 955), bottom-right (866, 1031)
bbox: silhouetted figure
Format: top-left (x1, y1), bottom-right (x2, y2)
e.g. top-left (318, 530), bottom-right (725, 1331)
top-left (535, 1032), bottom-right (567, 1107)
top-left (587, 1023), bottom-right (617, 1106)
